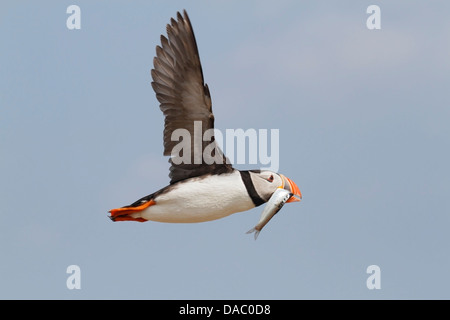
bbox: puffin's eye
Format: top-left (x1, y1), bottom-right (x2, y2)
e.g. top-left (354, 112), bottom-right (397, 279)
top-left (268, 175), bottom-right (274, 182)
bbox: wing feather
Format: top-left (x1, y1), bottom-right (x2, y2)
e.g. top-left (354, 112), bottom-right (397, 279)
top-left (151, 10), bottom-right (233, 184)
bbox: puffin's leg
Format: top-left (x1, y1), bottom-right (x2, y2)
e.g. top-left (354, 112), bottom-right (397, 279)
top-left (108, 200), bottom-right (156, 222)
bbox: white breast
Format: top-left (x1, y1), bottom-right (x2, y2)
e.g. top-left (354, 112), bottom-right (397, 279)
top-left (137, 171), bottom-right (255, 223)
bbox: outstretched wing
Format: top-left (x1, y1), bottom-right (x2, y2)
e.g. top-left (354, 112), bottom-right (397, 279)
top-left (151, 10), bottom-right (233, 184)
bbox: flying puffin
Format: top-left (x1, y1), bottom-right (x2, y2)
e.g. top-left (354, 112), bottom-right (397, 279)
top-left (109, 10), bottom-right (302, 224)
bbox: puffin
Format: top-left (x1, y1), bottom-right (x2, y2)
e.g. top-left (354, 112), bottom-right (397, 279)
top-left (109, 10), bottom-right (302, 224)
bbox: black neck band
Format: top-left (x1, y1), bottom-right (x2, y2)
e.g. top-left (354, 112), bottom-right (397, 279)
top-left (240, 171), bottom-right (265, 207)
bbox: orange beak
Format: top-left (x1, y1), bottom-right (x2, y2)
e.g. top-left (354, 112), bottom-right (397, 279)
top-left (280, 174), bottom-right (302, 203)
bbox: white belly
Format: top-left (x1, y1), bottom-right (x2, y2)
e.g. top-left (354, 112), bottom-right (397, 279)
top-left (137, 171), bottom-right (255, 223)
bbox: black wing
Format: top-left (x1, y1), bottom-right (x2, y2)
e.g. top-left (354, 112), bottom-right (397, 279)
top-left (151, 10), bottom-right (233, 184)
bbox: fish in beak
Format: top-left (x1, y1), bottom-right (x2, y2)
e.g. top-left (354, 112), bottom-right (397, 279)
top-left (246, 188), bottom-right (292, 240)
top-left (280, 174), bottom-right (302, 202)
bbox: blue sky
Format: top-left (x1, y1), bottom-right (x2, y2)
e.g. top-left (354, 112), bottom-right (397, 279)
top-left (1, 0), bottom-right (450, 299)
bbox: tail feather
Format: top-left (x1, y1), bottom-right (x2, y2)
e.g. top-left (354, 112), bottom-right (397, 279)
top-left (109, 199), bottom-right (156, 222)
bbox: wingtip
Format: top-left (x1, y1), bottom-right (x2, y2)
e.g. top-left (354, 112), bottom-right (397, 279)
top-left (177, 11), bottom-right (183, 21)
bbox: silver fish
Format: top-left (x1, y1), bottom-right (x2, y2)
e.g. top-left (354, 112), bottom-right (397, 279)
top-left (246, 188), bottom-right (292, 240)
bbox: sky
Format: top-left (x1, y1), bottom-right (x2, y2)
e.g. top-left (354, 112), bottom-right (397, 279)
top-left (1, 0), bottom-right (450, 299)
